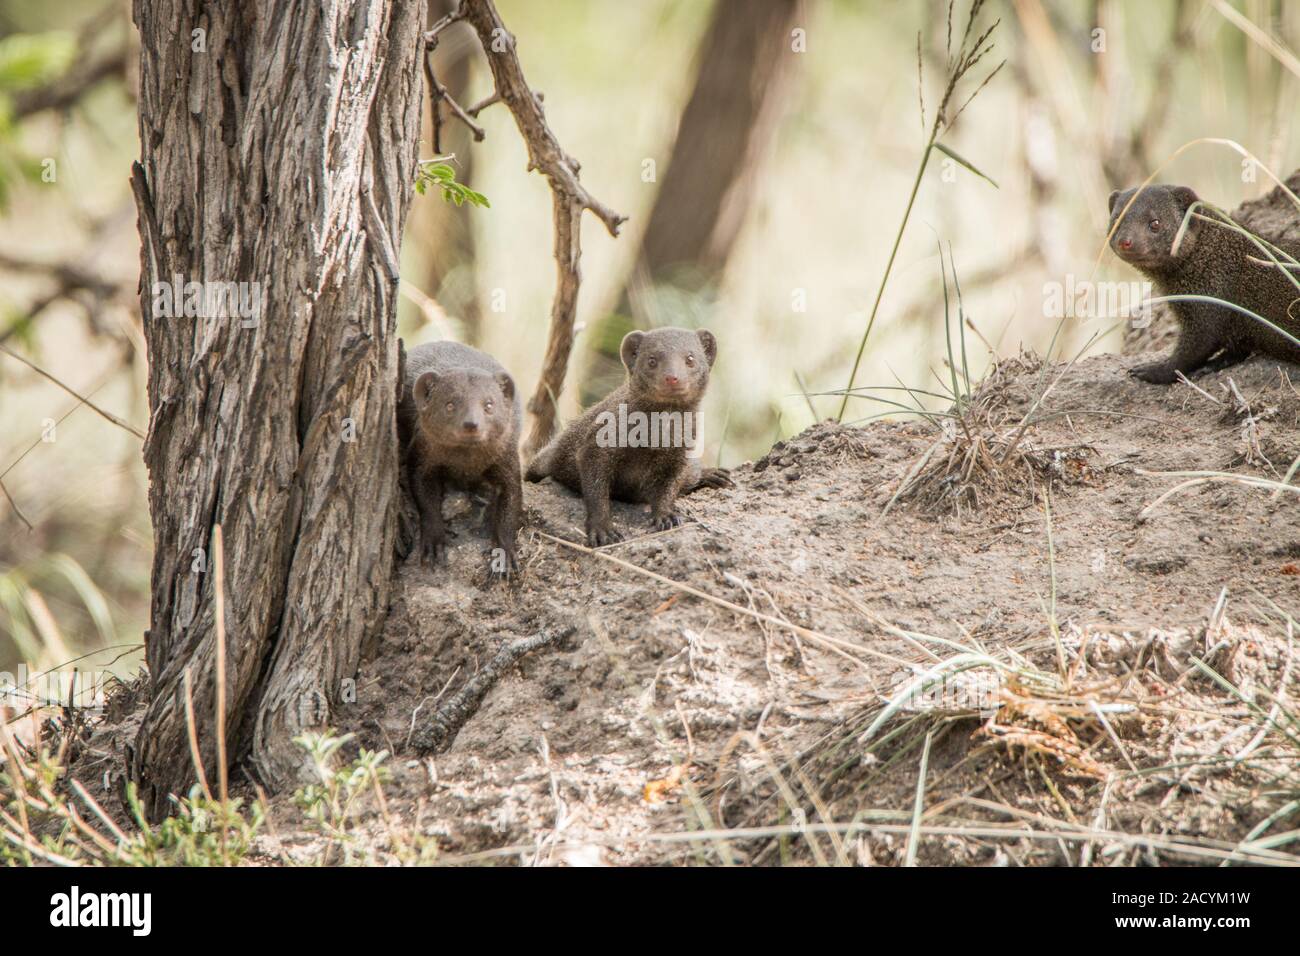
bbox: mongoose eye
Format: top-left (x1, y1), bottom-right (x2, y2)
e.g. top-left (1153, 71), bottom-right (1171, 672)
top-left (444, 401), bottom-right (454, 413)
top-left (484, 401), bottom-right (494, 413)
top-left (1149, 219), bottom-right (1161, 231)
top-left (685, 354), bottom-right (695, 367)
top-left (647, 358), bottom-right (658, 369)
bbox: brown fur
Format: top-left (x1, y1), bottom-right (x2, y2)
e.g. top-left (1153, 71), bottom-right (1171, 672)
top-left (1108, 181), bottom-right (1300, 384)
top-left (398, 341), bottom-right (523, 579)
top-left (525, 327), bottom-right (732, 546)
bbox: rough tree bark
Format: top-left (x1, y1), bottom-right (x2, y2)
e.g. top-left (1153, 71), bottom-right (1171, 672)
top-left (128, 0), bottom-right (425, 818)
top-left (579, 0), bottom-right (803, 404)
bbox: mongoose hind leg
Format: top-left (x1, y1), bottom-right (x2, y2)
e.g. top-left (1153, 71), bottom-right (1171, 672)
top-left (1195, 345), bottom-right (1253, 375)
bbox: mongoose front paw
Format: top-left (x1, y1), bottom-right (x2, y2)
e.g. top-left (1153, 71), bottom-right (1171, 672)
top-left (419, 534), bottom-right (449, 568)
top-left (586, 523), bottom-right (623, 547)
top-left (652, 513), bottom-right (684, 532)
top-left (487, 547), bottom-right (519, 584)
top-left (1129, 361), bottom-right (1178, 385)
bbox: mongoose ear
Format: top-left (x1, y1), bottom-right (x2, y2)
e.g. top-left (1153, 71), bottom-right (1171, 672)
top-left (696, 329), bottom-right (718, 366)
top-left (1108, 190), bottom-right (1122, 216)
top-left (414, 371), bottom-right (439, 409)
top-left (1171, 186), bottom-right (1199, 211)
top-left (620, 330), bottom-right (645, 371)
top-left (496, 370), bottom-right (515, 402)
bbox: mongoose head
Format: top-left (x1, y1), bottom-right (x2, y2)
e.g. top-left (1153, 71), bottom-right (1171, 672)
top-left (1108, 184), bottom-right (1202, 270)
top-left (620, 327), bottom-right (717, 406)
top-left (413, 367), bottom-right (516, 448)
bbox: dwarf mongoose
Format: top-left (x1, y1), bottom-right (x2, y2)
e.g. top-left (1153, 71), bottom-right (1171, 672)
top-left (1108, 183), bottom-right (1300, 384)
top-left (398, 341), bottom-right (523, 579)
top-left (526, 327), bottom-right (731, 546)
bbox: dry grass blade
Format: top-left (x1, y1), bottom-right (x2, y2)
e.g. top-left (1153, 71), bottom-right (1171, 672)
top-left (905, 730), bottom-right (933, 866)
top-left (538, 531), bottom-right (878, 669)
top-left (214, 524), bottom-right (230, 866)
top-left (182, 668), bottom-right (214, 804)
top-left (893, 353), bottom-right (1097, 514)
top-left (1137, 468), bottom-right (1300, 520)
top-left (1209, 0), bottom-right (1300, 80)
top-left (0, 345), bottom-right (146, 440)
top-left (837, 0), bottom-right (1003, 421)
top-left (736, 591), bottom-right (1300, 867)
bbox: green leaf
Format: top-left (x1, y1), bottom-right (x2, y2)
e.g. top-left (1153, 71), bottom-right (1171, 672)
top-left (415, 158), bottom-right (490, 211)
top-left (932, 141), bottom-right (998, 188)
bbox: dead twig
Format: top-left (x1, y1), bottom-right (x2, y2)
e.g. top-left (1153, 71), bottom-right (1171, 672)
top-left (0, 247), bottom-right (127, 347)
top-left (0, 472), bottom-right (32, 530)
top-left (411, 623), bottom-right (576, 754)
top-left (423, 46), bottom-right (483, 153)
top-left (0, 346), bottom-right (145, 440)
top-left (456, 0), bottom-right (626, 457)
top-left (538, 531), bottom-right (882, 670)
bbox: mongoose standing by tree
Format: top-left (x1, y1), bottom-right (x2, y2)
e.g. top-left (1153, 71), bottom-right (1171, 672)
top-left (398, 341), bottom-right (523, 579)
top-left (1108, 183), bottom-right (1300, 384)
top-left (526, 327), bottom-right (732, 546)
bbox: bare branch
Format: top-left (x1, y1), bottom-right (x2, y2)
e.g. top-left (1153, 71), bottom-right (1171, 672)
top-left (424, 47), bottom-right (484, 152)
top-left (430, 65), bottom-right (486, 142)
top-left (411, 623), bottom-right (575, 753)
top-left (422, 6), bottom-right (466, 44)
top-left (459, 0), bottom-right (626, 455)
top-left (0, 249), bottom-right (119, 299)
top-left (1, 375), bottom-right (110, 483)
top-left (0, 212), bottom-right (136, 346)
top-left (0, 251), bottom-right (129, 348)
top-left (0, 480), bottom-right (33, 531)
top-left (466, 91), bottom-right (501, 116)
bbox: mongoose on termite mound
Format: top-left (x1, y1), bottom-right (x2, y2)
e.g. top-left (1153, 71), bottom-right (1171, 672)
top-left (525, 327), bottom-right (732, 546)
top-left (1108, 182), bottom-right (1300, 384)
top-left (398, 341), bottom-right (523, 579)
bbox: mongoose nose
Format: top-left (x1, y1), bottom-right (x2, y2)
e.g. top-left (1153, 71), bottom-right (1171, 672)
top-left (462, 420), bottom-right (479, 432)
top-left (1118, 238), bottom-right (1133, 251)
top-left (663, 374), bottom-right (679, 386)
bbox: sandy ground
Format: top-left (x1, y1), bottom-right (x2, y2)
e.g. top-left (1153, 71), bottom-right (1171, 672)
top-left (52, 347), bottom-right (1300, 866)
top-left (235, 349), bottom-right (1300, 866)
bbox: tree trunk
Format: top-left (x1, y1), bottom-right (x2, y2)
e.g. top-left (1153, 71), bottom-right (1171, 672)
top-left (579, 0), bottom-right (802, 404)
top-left (128, 0), bottom-right (425, 819)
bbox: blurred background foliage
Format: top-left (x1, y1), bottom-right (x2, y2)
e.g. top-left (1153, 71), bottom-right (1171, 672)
top-left (1, 0), bottom-right (1297, 677)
